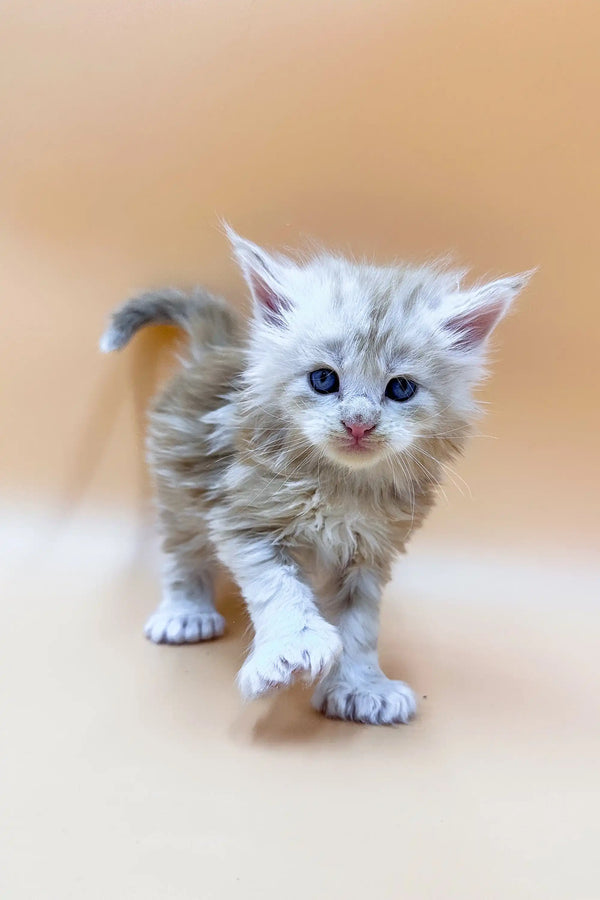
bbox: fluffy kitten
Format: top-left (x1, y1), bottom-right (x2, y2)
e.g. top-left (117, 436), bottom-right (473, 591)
top-left (100, 228), bottom-right (530, 725)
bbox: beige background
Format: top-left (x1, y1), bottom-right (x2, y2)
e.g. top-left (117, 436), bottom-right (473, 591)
top-left (1, 2), bottom-right (599, 898)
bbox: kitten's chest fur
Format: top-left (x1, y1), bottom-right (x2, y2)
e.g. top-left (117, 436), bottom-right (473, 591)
top-left (229, 465), bottom-right (426, 595)
top-left (277, 483), bottom-right (422, 604)
top-left (285, 486), bottom-right (410, 561)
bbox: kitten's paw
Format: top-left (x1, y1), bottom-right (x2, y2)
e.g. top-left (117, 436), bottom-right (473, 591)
top-left (144, 603), bottom-right (225, 644)
top-left (237, 622), bottom-right (343, 700)
top-left (313, 678), bottom-right (417, 725)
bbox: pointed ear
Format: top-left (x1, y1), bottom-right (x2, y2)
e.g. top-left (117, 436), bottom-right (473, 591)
top-left (225, 224), bottom-right (292, 326)
top-left (443, 271), bottom-right (534, 351)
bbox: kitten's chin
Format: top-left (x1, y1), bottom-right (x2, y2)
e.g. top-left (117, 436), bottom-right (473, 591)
top-left (325, 444), bottom-right (384, 470)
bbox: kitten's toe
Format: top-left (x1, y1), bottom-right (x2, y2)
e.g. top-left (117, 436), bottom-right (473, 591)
top-left (237, 622), bottom-right (343, 700)
top-left (144, 605), bottom-right (225, 644)
top-left (313, 678), bottom-right (417, 725)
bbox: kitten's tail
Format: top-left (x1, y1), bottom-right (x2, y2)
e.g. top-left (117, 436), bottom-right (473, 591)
top-left (99, 288), bottom-right (239, 355)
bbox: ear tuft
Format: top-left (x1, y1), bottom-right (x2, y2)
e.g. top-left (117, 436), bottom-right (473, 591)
top-left (224, 224), bottom-right (292, 326)
top-left (444, 269), bottom-right (534, 351)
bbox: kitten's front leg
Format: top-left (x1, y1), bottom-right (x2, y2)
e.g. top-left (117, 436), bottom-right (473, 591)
top-left (312, 565), bottom-right (417, 725)
top-left (218, 536), bottom-right (342, 700)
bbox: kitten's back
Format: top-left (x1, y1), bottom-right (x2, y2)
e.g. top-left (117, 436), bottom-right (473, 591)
top-left (101, 287), bottom-right (244, 544)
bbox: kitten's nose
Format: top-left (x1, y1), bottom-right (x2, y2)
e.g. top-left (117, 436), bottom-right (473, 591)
top-left (343, 421), bottom-right (376, 440)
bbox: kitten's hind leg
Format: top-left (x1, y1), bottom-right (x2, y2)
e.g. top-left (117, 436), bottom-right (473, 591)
top-left (144, 563), bottom-right (225, 645)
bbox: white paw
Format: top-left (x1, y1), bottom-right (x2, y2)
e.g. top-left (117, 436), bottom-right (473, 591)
top-left (313, 677), bottom-right (417, 725)
top-left (144, 602), bottom-right (225, 644)
top-left (237, 621), bottom-right (343, 700)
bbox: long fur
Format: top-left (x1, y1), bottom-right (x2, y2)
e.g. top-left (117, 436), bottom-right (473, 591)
top-left (100, 231), bottom-right (530, 725)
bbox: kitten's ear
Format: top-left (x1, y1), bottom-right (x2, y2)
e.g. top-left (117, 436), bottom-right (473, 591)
top-left (443, 271), bottom-right (534, 351)
top-left (225, 224), bottom-right (292, 326)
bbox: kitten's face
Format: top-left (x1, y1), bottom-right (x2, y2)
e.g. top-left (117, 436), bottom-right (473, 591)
top-left (229, 228), bottom-right (529, 472)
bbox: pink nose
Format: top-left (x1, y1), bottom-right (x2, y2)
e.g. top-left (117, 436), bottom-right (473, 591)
top-left (343, 421), bottom-right (376, 440)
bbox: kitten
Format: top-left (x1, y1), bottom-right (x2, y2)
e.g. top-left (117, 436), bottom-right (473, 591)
top-left (100, 227), bottom-right (531, 725)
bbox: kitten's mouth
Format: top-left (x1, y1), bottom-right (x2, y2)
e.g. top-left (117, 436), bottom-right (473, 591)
top-left (327, 437), bottom-right (383, 469)
top-left (343, 440), bottom-right (374, 453)
top-left (334, 437), bottom-right (380, 458)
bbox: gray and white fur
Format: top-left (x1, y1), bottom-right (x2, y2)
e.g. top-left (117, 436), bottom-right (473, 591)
top-left (100, 227), bottom-right (531, 725)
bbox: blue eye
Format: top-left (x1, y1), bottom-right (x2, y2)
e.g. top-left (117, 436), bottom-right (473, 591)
top-left (309, 368), bottom-right (339, 394)
top-left (385, 377), bottom-right (418, 402)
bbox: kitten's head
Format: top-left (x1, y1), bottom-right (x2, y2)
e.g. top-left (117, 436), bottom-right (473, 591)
top-left (228, 227), bottom-right (531, 472)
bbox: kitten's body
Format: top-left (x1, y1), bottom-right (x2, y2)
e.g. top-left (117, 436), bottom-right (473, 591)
top-left (101, 232), bottom-right (530, 724)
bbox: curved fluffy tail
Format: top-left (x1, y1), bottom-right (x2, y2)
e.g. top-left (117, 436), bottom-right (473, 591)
top-left (99, 288), bottom-right (239, 354)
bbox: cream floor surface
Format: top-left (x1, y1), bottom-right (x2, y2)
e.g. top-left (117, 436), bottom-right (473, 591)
top-left (2, 509), bottom-right (598, 900)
